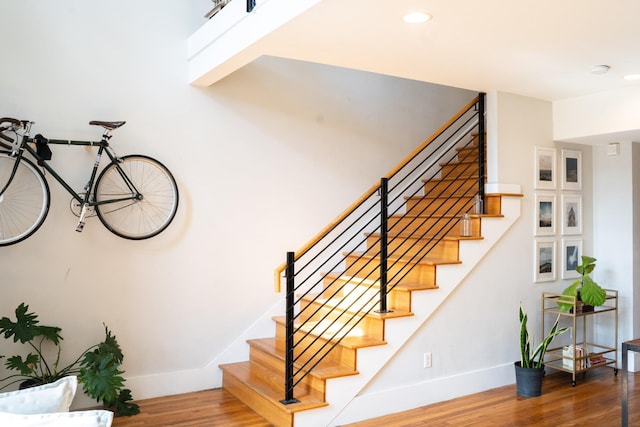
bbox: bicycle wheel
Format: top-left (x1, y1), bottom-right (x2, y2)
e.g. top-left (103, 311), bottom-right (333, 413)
top-left (0, 152), bottom-right (50, 246)
top-left (94, 155), bottom-right (178, 240)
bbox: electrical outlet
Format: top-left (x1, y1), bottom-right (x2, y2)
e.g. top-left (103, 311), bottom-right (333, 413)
top-left (423, 352), bottom-right (432, 368)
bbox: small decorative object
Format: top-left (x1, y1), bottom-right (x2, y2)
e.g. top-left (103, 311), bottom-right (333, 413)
top-left (558, 255), bottom-right (606, 312)
top-left (516, 306), bottom-right (568, 397)
top-left (459, 213), bottom-right (472, 237)
top-left (474, 194), bottom-right (483, 214)
top-left (563, 345), bottom-right (586, 370)
top-left (0, 303), bottom-right (140, 416)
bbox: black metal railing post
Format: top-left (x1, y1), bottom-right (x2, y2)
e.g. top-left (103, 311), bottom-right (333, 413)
top-left (377, 178), bottom-right (391, 313)
top-left (281, 252), bottom-right (300, 404)
top-left (477, 93), bottom-right (486, 213)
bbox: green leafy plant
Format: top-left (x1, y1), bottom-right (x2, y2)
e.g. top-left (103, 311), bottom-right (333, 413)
top-left (519, 306), bottom-right (567, 368)
top-left (0, 303), bottom-right (139, 416)
top-left (558, 255), bottom-right (606, 312)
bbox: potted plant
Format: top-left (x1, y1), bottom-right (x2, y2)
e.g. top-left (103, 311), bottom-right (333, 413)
top-left (515, 306), bottom-right (567, 397)
top-left (0, 303), bottom-right (139, 416)
top-left (558, 255), bottom-right (606, 312)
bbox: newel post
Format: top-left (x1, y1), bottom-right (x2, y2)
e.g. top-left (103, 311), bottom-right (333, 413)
top-left (377, 178), bottom-right (391, 313)
top-left (281, 251), bottom-right (299, 404)
top-left (477, 92), bottom-right (486, 213)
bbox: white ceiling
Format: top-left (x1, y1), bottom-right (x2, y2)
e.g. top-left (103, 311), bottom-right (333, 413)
top-left (259, 0), bottom-right (640, 102)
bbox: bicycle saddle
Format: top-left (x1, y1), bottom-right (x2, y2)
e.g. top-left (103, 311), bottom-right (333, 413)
top-left (89, 120), bottom-right (126, 130)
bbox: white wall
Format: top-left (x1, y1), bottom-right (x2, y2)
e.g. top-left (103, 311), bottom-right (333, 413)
top-left (592, 142), bottom-right (638, 365)
top-left (553, 86), bottom-right (640, 143)
top-left (0, 0), bottom-right (476, 407)
top-left (554, 87), bottom-right (640, 368)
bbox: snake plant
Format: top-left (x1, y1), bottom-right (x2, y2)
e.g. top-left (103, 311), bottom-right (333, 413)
top-left (519, 306), bottom-right (568, 369)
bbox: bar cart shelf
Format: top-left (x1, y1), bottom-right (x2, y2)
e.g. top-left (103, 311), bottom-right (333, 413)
top-left (542, 289), bottom-right (618, 386)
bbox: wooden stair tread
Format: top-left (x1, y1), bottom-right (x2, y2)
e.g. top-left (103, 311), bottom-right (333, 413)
top-left (438, 159), bottom-right (478, 166)
top-left (404, 194), bottom-right (474, 201)
top-left (300, 293), bottom-right (415, 319)
top-left (220, 361), bottom-right (328, 413)
top-left (393, 212), bottom-right (503, 219)
top-left (249, 337), bottom-right (359, 380)
top-left (366, 231), bottom-right (482, 241)
top-left (323, 272), bottom-right (439, 292)
top-left (347, 250), bottom-right (462, 266)
top-left (272, 316), bottom-right (387, 349)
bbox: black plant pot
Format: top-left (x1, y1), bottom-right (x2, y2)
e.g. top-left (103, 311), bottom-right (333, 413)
top-left (19, 379), bottom-right (43, 390)
top-left (514, 361), bottom-right (544, 397)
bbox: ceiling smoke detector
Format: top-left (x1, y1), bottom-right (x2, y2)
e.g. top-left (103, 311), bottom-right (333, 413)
top-left (591, 65), bottom-right (611, 75)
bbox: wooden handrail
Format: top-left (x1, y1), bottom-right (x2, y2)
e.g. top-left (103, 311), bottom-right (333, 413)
top-left (274, 95), bottom-right (480, 292)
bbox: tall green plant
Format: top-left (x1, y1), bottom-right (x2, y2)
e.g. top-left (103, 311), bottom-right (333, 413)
top-left (0, 303), bottom-right (139, 416)
top-left (558, 255), bottom-right (606, 312)
top-left (519, 306), bottom-right (567, 368)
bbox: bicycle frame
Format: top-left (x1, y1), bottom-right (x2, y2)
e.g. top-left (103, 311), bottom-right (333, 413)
top-left (1, 122), bottom-right (141, 208)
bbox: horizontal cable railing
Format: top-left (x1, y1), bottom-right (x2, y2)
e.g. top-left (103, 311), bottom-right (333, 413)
top-left (278, 93), bottom-right (486, 404)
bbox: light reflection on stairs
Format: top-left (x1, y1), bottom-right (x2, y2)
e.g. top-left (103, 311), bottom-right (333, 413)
top-left (220, 134), bottom-right (521, 426)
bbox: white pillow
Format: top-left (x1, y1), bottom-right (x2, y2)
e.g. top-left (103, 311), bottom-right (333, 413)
top-left (0, 410), bottom-right (113, 427)
top-left (0, 376), bottom-right (77, 414)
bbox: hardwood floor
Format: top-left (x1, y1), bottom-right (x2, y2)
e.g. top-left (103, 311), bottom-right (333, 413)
top-left (111, 368), bottom-right (638, 426)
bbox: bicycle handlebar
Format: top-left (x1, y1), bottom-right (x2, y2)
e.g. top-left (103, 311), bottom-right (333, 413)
top-left (0, 117), bottom-right (22, 147)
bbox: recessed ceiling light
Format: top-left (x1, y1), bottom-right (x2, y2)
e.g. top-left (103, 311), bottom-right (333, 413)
top-left (591, 65), bottom-right (610, 75)
top-left (403, 12), bottom-right (432, 24)
top-left (624, 74), bottom-right (640, 81)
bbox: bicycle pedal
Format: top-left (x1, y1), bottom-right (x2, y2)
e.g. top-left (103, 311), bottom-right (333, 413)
top-left (76, 221), bottom-right (85, 232)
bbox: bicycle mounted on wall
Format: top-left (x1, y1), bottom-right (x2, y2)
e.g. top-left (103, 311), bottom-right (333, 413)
top-left (0, 117), bottom-right (179, 246)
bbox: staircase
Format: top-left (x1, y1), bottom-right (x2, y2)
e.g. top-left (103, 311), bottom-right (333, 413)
top-left (219, 96), bottom-right (522, 426)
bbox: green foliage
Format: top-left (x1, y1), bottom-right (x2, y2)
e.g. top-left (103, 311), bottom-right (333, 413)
top-left (559, 256), bottom-right (606, 312)
top-left (0, 304), bottom-right (139, 416)
top-left (0, 303), bottom-right (62, 345)
top-left (5, 354), bottom-right (40, 376)
top-left (519, 306), bottom-right (568, 369)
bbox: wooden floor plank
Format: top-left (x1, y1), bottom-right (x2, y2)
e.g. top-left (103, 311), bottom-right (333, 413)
top-left (111, 368), bottom-right (638, 426)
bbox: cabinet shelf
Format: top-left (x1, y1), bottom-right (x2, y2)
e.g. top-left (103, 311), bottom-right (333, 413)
top-left (542, 290), bottom-right (618, 386)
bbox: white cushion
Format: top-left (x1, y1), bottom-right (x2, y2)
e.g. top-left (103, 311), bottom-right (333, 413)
top-left (0, 376), bottom-right (77, 414)
top-left (0, 410), bottom-right (113, 427)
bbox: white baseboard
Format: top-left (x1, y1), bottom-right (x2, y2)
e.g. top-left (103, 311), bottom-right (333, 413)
top-left (331, 363), bottom-right (515, 426)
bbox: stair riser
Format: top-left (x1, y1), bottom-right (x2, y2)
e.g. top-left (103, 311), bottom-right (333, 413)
top-left (344, 254), bottom-right (436, 286)
top-left (250, 345), bottom-right (325, 401)
top-left (423, 178), bottom-right (477, 196)
top-left (485, 194), bottom-right (502, 215)
top-left (320, 276), bottom-right (414, 312)
top-left (366, 234), bottom-right (460, 261)
top-left (405, 196), bottom-right (474, 216)
top-left (456, 146), bottom-right (485, 162)
top-left (299, 299), bottom-right (384, 340)
top-left (275, 323), bottom-right (358, 370)
top-left (388, 215), bottom-right (480, 238)
top-left (440, 162), bottom-right (479, 179)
